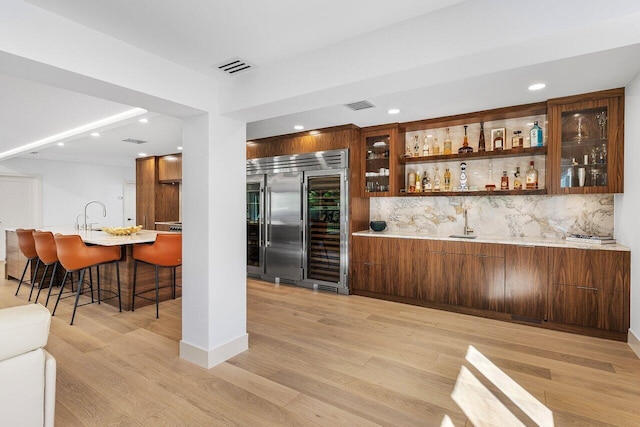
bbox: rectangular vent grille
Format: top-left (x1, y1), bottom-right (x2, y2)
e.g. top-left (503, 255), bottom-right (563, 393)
top-left (246, 149), bottom-right (348, 175)
top-left (122, 138), bottom-right (148, 144)
top-left (344, 100), bottom-right (375, 111)
top-left (215, 58), bottom-right (254, 75)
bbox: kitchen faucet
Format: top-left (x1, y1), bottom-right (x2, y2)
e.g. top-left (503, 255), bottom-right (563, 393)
top-left (75, 213), bottom-right (89, 230)
top-left (463, 207), bottom-right (474, 236)
top-left (84, 201), bottom-right (106, 231)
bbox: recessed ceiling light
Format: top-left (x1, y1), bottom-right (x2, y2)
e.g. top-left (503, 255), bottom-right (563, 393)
top-left (177, 146), bottom-right (183, 150)
top-left (387, 108), bottom-right (400, 115)
top-left (310, 130), bottom-right (319, 135)
top-left (57, 142), bottom-right (64, 146)
top-left (139, 118), bottom-right (148, 123)
top-left (528, 83), bottom-right (546, 91)
top-left (294, 125), bottom-right (304, 130)
top-left (91, 132), bottom-right (100, 137)
top-left (138, 152), bottom-right (147, 157)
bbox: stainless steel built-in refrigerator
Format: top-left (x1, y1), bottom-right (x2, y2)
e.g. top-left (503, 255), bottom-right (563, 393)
top-left (246, 149), bottom-right (348, 293)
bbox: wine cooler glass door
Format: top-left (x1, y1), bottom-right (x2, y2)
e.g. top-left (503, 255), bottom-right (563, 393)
top-left (304, 169), bottom-right (347, 289)
top-left (246, 177), bottom-right (264, 276)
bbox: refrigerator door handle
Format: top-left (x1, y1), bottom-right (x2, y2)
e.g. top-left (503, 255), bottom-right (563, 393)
top-left (265, 186), bottom-right (272, 247)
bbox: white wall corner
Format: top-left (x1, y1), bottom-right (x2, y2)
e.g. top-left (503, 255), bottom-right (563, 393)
top-left (628, 329), bottom-right (640, 359)
top-left (180, 333), bottom-right (249, 369)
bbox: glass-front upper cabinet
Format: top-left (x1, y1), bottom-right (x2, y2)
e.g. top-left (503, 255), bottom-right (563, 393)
top-left (362, 125), bottom-right (398, 197)
top-left (548, 89), bottom-right (624, 194)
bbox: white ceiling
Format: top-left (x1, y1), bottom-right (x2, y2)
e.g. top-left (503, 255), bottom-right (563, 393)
top-left (3, 0), bottom-right (640, 165)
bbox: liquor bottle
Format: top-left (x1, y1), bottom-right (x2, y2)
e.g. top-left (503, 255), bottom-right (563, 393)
top-left (512, 131), bottom-right (523, 149)
top-left (433, 167), bottom-right (441, 191)
top-left (500, 171), bottom-right (509, 190)
top-left (432, 137), bottom-right (440, 155)
top-left (422, 135), bottom-right (430, 157)
top-left (530, 121), bottom-right (543, 147)
top-left (421, 171), bottom-right (430, 192)
top-left (413, 135), bottom-right (420, 157)
top-left (493, 129), bottom-right (504, 151)
top-left (415, 170), bottom-right (422, 192)
top-left (408, 171), bottom-right (416, 193)
top-left (525, 161), bottom-right (538, 189)
top-left (444, 168), bottom-right (451, 191)
top-left (513, 166), bottom-right (522, 190)
top-left (443, 128), bottom-right (452, 155)
top-left (478, 122), bottom-right (486, 152)
top-left (458, 125), bottom-right (473, 153)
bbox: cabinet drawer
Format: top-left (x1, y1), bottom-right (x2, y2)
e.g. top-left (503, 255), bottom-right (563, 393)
top-left (550, 248), bottom-right (628, 291)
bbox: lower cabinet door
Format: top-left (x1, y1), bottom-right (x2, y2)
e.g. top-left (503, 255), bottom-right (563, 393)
top-left (457, 253), bottom-right (505, 312)
top-left (550, 284), bottom-right (599, 329)
top-left (505, 245), bottom-right (548, 320)
top-left (351, 262), bottom-right (386, 294)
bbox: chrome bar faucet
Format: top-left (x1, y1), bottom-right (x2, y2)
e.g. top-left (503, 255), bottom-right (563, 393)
top-left (84, 201), bottom-right (106, 231)
top-left (463, 207), bottom-right (474, 236)
top-left (75, 213), bottom-right (89, 230)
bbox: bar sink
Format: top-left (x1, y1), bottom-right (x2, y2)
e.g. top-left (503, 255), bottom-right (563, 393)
top-left (449, 234), bottom-right (477, 239)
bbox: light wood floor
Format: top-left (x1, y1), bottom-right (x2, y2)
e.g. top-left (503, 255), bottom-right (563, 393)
top-left (2, 266), bottom-right (640, 426)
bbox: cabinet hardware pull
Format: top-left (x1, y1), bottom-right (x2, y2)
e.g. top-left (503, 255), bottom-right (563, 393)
top-left (577, 286), bottom-right (599, 291)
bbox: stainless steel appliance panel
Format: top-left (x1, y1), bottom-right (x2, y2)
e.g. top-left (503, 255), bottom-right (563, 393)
top-left (265, 172), bottom-right (302, 281)
top-left (246, 175), bottom-right (264, 276)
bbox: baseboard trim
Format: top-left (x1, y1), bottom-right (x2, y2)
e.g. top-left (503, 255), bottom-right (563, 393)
top-left (180, 333), bottom-right (249, 369)
top-left (628, 330), bottom-right (640, 359)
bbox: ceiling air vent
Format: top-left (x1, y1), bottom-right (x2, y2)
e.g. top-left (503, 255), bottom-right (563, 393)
top-left (122, 138), bottom-right (148, 145)
top-left (215, 58), bottom-right (255, 75)
top-left (344, 100), bottom-right (375, 111)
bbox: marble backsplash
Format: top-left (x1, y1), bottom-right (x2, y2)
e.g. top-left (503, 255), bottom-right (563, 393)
top-left (370, 194), bottom-right (614, 238)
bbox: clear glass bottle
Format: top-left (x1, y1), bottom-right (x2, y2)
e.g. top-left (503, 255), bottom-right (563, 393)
top-left (500, 171), bottom-right (509, 190)
top-left (444, 168), bottom-right (451, 191)
top-left (422, 135), bottom-right (429, 157)
top-left (530, 121), bottom-right (543, 147)
top-left (525, 161), bottom-right (539, 189)
top-left (513, 166), bottom-right (522, 190)
top-left (478, 122), bottom-right (486, 152)
top-left (415, 170), bottom-right (422, 192)
top-left (458, 125), bottom-right (473, 153)
top-left (413, 135), bottom-right (420, 157)
top-left (433, 167), bottom-right (441, 191)
top-left (443, 128), bottom-right (452, 155)
top-left (408, 171), bottom-right (416, 193)
top-left (432, 137), bottom-right (440, 155)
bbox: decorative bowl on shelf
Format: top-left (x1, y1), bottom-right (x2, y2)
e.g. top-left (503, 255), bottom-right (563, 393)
top-left (370, 221), bottom-right (387, 232)
top-left (102, 225), bottom-right (143, 236)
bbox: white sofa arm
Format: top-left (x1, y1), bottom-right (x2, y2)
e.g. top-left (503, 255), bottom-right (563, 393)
top-left (0, 304), bottom-right (51, 362)
top-left (44, 350), bottom-right (57, 427)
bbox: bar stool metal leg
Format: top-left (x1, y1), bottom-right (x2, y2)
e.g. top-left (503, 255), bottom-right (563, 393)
top-left (70, 269), bottom-right (86, 325)
top-left (52, 271), bottom-right (70, 317)
top-left (27, 259), bottom-right (42, 301)
top-left (115, 261), bottom-right (122, 312)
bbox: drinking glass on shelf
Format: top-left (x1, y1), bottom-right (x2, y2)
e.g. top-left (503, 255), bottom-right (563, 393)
top-left (596, 111), bottom-right (607, 139)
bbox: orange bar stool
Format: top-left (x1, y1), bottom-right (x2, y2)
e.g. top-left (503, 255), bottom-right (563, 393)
top-left (32, 231), bottom-right (74, 307)
top-left (132, 233), bottom-right (182, 318)
top-left (14, 228), bottom-right (41, 300)
top-left (52, 234), bottom-right (122, 325)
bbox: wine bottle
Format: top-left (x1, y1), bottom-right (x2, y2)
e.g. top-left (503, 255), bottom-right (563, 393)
top-left (443, 128), bottom-right (452, 155)
top-left (478, 122), bottom-right (486, 152)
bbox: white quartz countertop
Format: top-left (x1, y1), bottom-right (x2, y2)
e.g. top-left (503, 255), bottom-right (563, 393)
top-left (352, 230), bottom-right (630, 251)
top-left (6, 227), bottom-right (167, 246)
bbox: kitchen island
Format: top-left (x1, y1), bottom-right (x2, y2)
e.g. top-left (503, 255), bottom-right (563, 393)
top-left (5, 228), bottom-right (181, 311)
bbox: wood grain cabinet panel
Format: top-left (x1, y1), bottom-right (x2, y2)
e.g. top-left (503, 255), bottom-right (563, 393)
top-left (351, 236), bottom-right (389, 293)
top-left (456, 251), bottom-right (505, 312)
top-left (158, 153), bottom-right (182, 182)
top-left (505, 245), bottom-right (548, 320)
top-left (550, 247), bottom-right (629, 333)
top-left (415, 249), bottom-right (456, 305)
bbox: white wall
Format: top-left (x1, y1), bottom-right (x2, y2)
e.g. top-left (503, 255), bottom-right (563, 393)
top-left (0, 158), bottom-right (133, 227)
top-left (615, 71), bottom-right (640, 353)
top-left (0, 0), bottom-right (248, 368)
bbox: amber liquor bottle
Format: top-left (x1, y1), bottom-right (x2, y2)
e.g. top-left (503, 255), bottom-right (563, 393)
top-left (478, 122), bottom-right (486, 152)
top-left (458, 125), bottom-right (473, 154)
top-left (525, 161), bottom-right (539, 189)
